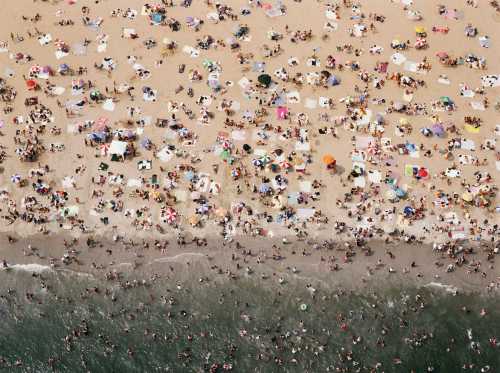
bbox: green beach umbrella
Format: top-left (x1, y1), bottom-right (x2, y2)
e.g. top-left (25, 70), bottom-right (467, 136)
top-left (258, 73), bottom-right (272, 88)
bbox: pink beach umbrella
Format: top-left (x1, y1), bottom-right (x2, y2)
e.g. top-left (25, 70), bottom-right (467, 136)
top-left (277, 106), bottom-right (288, 120)
top-left (93, 117), bottom-right (109, 131)
top-left (164, 207), bottom-right (177, 224)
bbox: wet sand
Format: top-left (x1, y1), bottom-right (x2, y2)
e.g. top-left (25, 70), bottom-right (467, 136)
top-left (1, 232), bottom-right (498, 295)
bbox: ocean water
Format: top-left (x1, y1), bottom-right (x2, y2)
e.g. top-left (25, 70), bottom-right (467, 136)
top-left (0, 269), bottom-right (498, 372)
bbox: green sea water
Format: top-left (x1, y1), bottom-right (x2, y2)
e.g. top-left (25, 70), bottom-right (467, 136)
top-left (0, 270), bottom-right (498, 373)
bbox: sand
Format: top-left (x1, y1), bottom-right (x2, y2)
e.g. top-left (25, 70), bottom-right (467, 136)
top-left (0, 0), bottom-right (498, 293)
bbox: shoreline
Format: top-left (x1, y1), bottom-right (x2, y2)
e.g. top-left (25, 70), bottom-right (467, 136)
top-left (1, 231), bottom-right (498, 295)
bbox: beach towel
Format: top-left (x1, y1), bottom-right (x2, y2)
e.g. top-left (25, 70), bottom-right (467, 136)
top-left (481, 75), bottom-right (500, 88)
top-left (391, 53), bottom-right (406, 65)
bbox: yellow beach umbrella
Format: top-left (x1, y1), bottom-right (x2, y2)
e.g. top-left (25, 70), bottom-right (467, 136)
top-left (461, 192), bottom-right (473, 202)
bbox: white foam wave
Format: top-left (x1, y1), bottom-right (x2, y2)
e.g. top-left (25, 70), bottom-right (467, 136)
top-left (151, 252), bottom-right (206, 263)
top-left (425, 282), bottom-right (459, 294)
top-left (5, 263), bottom-right (53, 273)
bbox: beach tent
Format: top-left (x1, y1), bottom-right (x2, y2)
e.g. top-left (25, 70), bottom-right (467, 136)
top-left (157, 145), bottom-right (174, 162)
top-left (60, 205), bottom-right (79, 218)
top-left (88, 132), bottom-right (107, 143)
top-left (109, 140), bottom-right (127, 156)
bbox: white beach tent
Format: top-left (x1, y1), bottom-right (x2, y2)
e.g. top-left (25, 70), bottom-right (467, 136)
top-left (109, 140), bottom-right (128, 156)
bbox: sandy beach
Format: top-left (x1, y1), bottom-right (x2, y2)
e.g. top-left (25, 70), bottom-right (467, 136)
top-left (0, 0), bottom-right (499, 370)
top-left (0, 0), bottom-right (498, 290)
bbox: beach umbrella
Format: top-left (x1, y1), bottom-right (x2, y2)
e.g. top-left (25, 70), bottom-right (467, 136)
top-left (10, 174), bottom-right (21, 183)
top-left (393, 101), bottom-right (405, 111)
top-left (385, 189), bottom-right (397, 200)
top-left (42, 66), bottom-right (53, 75)
top-left (177, 127), bottom-right (189, 137)
top-left (328, 75), bottom-right (340, 86)
top-left (230, 168), bottom-right (241, 178)
top-left (322, 154), bottom-right (336, 165)
top-left (242, 143), bottom-right (252, 153)
top-left (164, 207), bottom-right (177, 224)
top-left (417, 167), bottom-right (429, 179)
top-left (190, 191), bottom-right (201, 201)
top-left (29, 65), bottom-right (42, 75)
top-left (259, 183), bottom-right (271, 194)
top-left (26, 79), bottom-right (37, 90)
top-left (220, 149), bottom-right (231, 160)
top-left (151, 13), bottom-right (164, 24)
top-left (182, 170), bottom-right (194, 182)
top-left (415, 26), bottom-right (426, 34)
top-left (58, 63), bottom-right (70, 74)
top-left (420, 127), bottom-right (432, 136)
top-left (89, 90), bottom-right (101, 101)
top-left (403, 206), bottom-right (415, 216)
top-left (252, 61), bottom-right (265, 72)
top-left (279, 160), bottom-right (292, 169)
top-left (407, 10), bottom-right (422, 20)
top-left (462, 192), bottom-right (473, 202)
top-left (207, 78), bottom-right (221, 90)
top-left (276, 106), bottom-right (288, 119)
top-left (100, 143), bottom-right (110, 156)
top-left (202, 59), bottom-right (215, 69)
top-left (375, 113), bottom-right (385, 125)
top-left (259, 154), bottom-right (271, 164)
top-left (197, 204), bottom-right (210, 214)
top-left (252, 158), bottom-right (263, 167)
top-left (440, 96), bottom-right (452, 105)
top-left (395, 187), bottom-right (407, 198)
top-left (215, 207), bottom-right (228, 217)
top-left (242, 110), bottom-right (254, 121)
top-left (293, 156), bottom-right (305, 166)
top-left (188, 215), bottom-right (200, 227)
top-left (221, 140), bottom-right (232, 150)
top-left (257, 73), bottom-right (272, 88)
top-left (352, 163), bottom-right (365, 175)
top-left (431, 123), bottom-right (445, 137)
top-left (140, 137), bottom-right (152, 149)
top-left (436, 51), bottom-right (449, 59)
